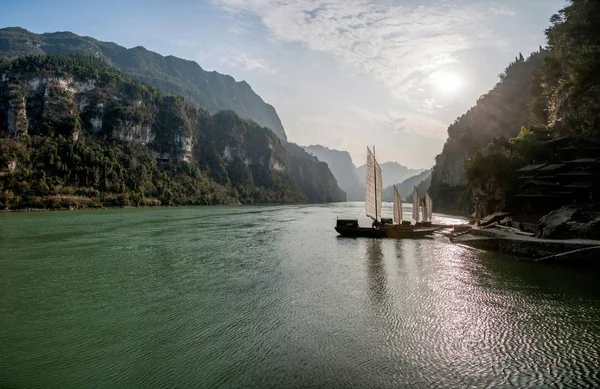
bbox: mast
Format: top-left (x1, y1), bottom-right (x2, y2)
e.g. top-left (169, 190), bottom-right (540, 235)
top-left (393, 185), bottom-right (402, 224)
top-left (373, 146), bottom-right (377, 222)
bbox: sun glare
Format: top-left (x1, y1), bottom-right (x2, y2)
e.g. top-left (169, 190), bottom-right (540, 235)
top-left (431, 72), bottom-right (462, 93)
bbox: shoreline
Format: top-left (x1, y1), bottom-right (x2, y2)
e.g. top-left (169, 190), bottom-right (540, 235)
top-left (448, 227), bottom-right (600, 262)
top-left (0, 200), bottom-right (339, 213)
top-left (0, 205), bottom-right (152, 213)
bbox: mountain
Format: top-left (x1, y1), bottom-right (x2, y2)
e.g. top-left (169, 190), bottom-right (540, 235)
top-left (356, 161), bottom-right (425, 190)
top-left (0, 55), bottom-right (345, 209)
top-left (285, 144), bottom-right (346, 203)
top-left (382, 170), bottom-right (431, 202)
top-left (0, 27), bottom-right (287, 141)
top-left (0, 28), bottom-right (346, 207)
top-left (302, 145), bottom-right (427, 201)
top-left (462, 0), bottom-right (600, 218)
top-left (429, 49), bottom-right (548, 214)
top-left (302, 145), bottom-right (362, 200)
top-left (411, 173), bottom-right (433, 203)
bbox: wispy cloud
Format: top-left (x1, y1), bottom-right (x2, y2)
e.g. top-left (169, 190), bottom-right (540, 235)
top-left (490, 5), bottom-right (516, 16)
top-left (208, 0), bottom-right (551, 167)
top-left (211, 0), bottom-right (511, 106)
top-left (350, 106), bottom-right (447, 140)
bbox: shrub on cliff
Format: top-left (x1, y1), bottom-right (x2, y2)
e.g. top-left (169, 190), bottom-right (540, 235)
top-left (466, 127), bottom-right (550, 217)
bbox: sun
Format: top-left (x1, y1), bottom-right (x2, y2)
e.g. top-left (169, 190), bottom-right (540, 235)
top-left (431, 72), bottom-right (462, 93)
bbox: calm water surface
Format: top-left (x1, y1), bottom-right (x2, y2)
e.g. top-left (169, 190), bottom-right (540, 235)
top-left (1, 203), bottom-right (599, 388)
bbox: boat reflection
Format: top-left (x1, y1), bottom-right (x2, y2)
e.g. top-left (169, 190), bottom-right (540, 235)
top-left (366, 239), bottom-right (388, 306)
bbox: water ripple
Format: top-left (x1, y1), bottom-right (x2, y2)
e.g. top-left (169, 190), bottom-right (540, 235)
top-left (1, 205), bottom-right (599, 388)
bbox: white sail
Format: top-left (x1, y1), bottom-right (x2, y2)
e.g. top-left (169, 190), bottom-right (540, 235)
top-left (421, 198), bottom-right (427, 222)
top-left (393, 185), bottom-right (402, 224)
top-left (426, 192), bottom-right (433, 222)
top-left (412, 186), bottom-right (420, 222)
top-left (365, 147), bottom-right (383, 222)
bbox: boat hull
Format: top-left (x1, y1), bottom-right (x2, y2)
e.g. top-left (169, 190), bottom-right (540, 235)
top-left (335, 225), bottom-right (437, 239)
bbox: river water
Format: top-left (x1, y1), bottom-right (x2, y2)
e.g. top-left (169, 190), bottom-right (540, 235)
top-left (1, 203), bottom-right (599, 388)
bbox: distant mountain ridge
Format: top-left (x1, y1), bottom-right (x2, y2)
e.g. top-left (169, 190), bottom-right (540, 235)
top-left (382, 170), bottom-right (432, 202)
top-left (356, 161), bottom-right (425, 190)
top-left (303, 145), bottom-right (362, 200)
top-left (0, 27), bottom-right (287, 141)
top-left (303, 145), bottom-right (426, 201)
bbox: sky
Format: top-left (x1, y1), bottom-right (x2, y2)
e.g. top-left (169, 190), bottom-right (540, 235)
top-left (2, 0), bottom-right (567, 168)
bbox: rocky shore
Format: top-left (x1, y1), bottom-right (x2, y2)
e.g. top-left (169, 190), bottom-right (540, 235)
top-left (443, 205), bottom-right (600, 263)
top-left (449, 228), bottom-right (600, 262)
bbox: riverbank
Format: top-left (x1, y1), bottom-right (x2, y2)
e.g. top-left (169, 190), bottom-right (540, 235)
top-left (1, 204), bottom-right (149, 213)
top-left (447, 226), bottom-right (600, 262)
top-left (0, 199), bottom-right (320, 213)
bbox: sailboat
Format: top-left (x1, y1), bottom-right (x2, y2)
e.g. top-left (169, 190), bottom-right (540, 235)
top-left (413, 187), bottom-right (434, 227)
top-left (335, 147), bottom-right (437, 238)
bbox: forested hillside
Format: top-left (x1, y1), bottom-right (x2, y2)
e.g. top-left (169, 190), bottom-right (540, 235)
top-left (0, 27), bottom-right (287, 141)
top-left (0, 55), bottom-right (345, 209)
top-left (302, 145), bottom-right (363, 200)
top-left (438, 0), bottom-right (600, 217)
top-left (429, 49), bottom-right (547, 213)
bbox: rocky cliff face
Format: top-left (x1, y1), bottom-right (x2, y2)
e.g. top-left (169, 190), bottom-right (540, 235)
top-left (286, 143), bottom-right (346, 203)
top-left (1, 70), bottom-right (194, 161)
top-left (303, 145), bottom-right (360, 200)
top-left (0, 55), bottom-right (345, 207)
top-left (0, 29), bottom-right (348, 205)
top-left (0, 27), bottom-right (287, 141)
top-left (431, 140), bottom-right (468, 188)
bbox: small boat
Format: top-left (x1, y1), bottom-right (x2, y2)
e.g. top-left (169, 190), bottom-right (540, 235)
top-left (335, 147), bottom-right (437, 238)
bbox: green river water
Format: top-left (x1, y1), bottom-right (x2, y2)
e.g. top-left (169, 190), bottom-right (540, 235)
top-left (1, 203), bottom-right (599, 388)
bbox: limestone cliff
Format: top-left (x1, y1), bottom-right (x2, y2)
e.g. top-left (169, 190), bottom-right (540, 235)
top-left (0, 55), bottom-right (345, 208)
top-left (303, 145), bottom-right (360, 200)
top-left (1, 66), bottom-right (194, 161)
top-left (286, 143), bottom-right (346, 203)
top-left (0, 27), bottom-right (287, 141)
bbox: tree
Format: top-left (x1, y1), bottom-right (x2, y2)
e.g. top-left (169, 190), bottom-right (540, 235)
top-left (539, 0), bottom-right (600, 136)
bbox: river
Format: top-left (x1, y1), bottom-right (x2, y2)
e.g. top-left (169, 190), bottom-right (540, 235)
top-left (1, 203), bottom-right (599, 388)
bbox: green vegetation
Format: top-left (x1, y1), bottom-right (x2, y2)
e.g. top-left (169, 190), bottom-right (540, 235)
top-left (0, 135), bottom-right (236, 209)
top-left (433, 0), bottom-right (600, 216)
top-left (0, 55), bottom-right (346, 210)
top-left (285, 143), bottom-right (346, 203)
top-left (465, 127), bottom-right (551, 217)
top-left (533, 0), bottom-right (600, 137)
top-left (429, 49), bottom-right (548, 213)
top-left (0, 27), bottom-right (287, 141)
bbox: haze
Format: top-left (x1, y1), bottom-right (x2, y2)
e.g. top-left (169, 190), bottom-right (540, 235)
top-left (2, 0), bottom-right (566, 168)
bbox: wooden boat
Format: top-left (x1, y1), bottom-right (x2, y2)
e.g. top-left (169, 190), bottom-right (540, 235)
top-left (335, 147), bottom-right (437, 239)
top-left (335, 220), bottom-right (437, 238)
